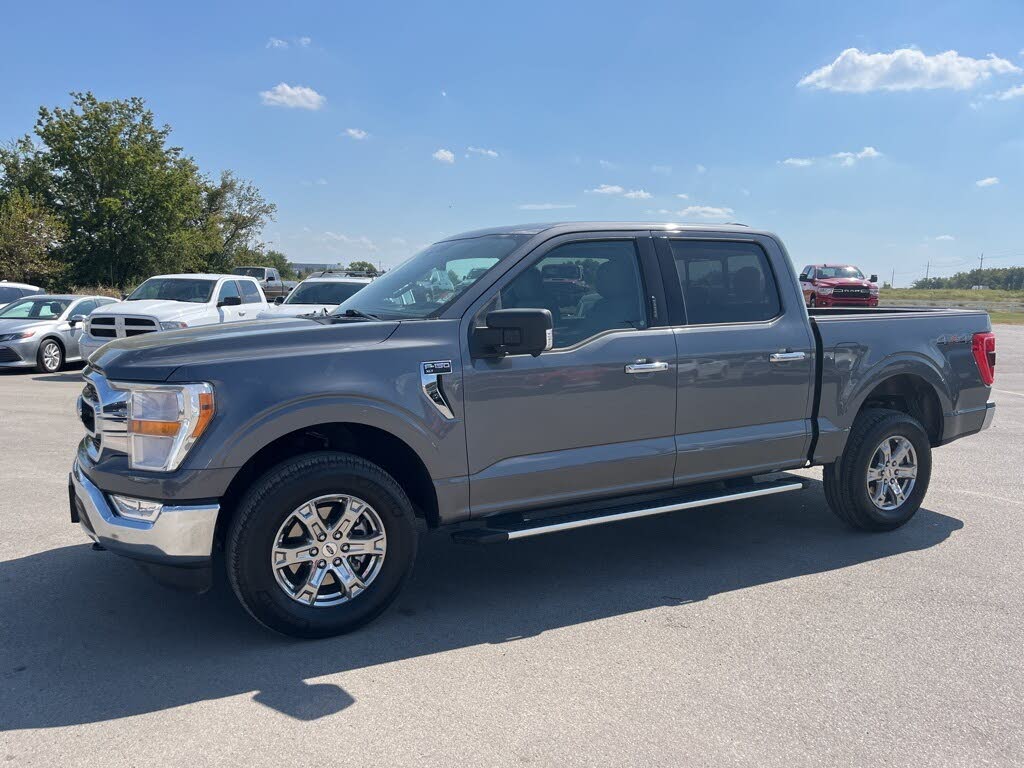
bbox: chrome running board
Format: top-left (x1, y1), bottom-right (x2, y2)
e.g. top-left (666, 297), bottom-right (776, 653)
top-left (452, 479), bottom-right (803, 544)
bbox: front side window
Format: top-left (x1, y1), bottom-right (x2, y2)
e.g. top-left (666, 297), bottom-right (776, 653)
top-left (494, 240), bottom-right (647, 349)
top-left (0, 298), bottom-right (71, 319)
top-left (127, 278), bottom-right (216, 303)
top-left (669, 240), bottom-right (781, 325)
top-left (217, 280), bottom-right (241, 303)
top-left (240, 280), bottom-right (263, 304)
top-left (334, 234), bottom-right (528, 320)
top-left (73, 300), bottom-right (97, 317)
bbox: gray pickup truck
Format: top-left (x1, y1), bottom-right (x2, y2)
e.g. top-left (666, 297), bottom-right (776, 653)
top-left (71, 223), bottom-right (997, 637)
top-left (230, 266), bottom-right (295, 301)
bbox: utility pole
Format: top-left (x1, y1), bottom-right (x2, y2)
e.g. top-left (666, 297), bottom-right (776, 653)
top-left (890, 268), bottom-right (895, 289)
top-left (979, 252), bottom-right (985, 272)
top-left (925, 261), bottom-right (930, 281)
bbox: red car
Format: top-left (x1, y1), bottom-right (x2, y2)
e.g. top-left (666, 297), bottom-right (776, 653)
top-left (799, 264), bottom-right (879, 308)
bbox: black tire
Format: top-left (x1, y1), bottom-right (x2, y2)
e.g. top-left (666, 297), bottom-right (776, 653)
top-left (808, 295), bottom-right (816, 308)
top-left (36, 338), bottom-right (65, 373)
top-left (226, 451), bottom-right (418, 638)
top-left (823, 408), bottom-right (932, 531)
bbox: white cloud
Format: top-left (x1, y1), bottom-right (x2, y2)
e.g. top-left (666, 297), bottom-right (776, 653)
top-left (441, 90), bottom-right (447, 97)
top-left (695, 164), bottom-right (707, 174)
top-left (990, 83), bottom-right (1024, 101)
top-left (651, 164), bottom-right (672, 175)
top-left (976, 176), bottom-right (1000, 187)
top-left (260, 83), bottom-right (326, 110)
top-left (466, 146), bottom-right (499, 158)
top-left (298, 36), bottom-right (312, 47)
top-left (623, 189), bottom-right (652, 199)
top-left (678, 205), bottom-right (735, 220)
top-left (798, 48), bottom-right (1020, 92)
top-left (587, 184), bottom-right (624, 195)
top-left (266, 37), bottom-right (289, 49)
top-left (598, 159), bottom-right (616, 169)
top-left (676, 193), bottom-right (690, 200)
top-left (518, 203), bottom-right (577, 210)
top-left (935, 234), bottom-right (956, 241)
top-left (344, 128), bottom-right (368, 140)
top-left (432, 148), bottom-right (455, 164)
top-left (782, 146), bottom-right (882, 168)
top-left (320, 232), bottom-right (378, 251)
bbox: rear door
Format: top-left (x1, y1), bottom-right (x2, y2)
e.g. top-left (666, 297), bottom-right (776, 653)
top-left (461, 231), bottom-right (677, 516)
top-left (653, 233), bottom-right (815, 485)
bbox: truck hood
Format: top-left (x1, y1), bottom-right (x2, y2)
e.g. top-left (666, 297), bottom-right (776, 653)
top-left (92, 299), bottom-right (211, 321)
top-left (257, 304), bottom-right (338, 319)
top-left (90, 317), bottom-right (400, 381)
top-left (814, 277), bottom-right (874, 287)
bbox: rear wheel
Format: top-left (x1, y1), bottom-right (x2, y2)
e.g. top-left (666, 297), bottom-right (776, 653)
top-left (36, 339), bottom-right (64, 373)
top-left (227, 451), bottom-right (418, 638)
top-left (823, 408), bottom-right (931, 531)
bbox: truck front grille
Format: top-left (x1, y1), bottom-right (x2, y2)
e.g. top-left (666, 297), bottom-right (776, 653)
top-left (832, 287), bottom-right (870, 299)
top-left (88, 315), bottom-right (159, 339)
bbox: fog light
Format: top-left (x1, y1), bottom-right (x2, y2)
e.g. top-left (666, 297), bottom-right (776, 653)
top-left (110, 494), bottom-right (164, 522)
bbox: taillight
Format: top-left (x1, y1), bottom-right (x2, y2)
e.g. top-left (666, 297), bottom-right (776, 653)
top-left (972, 332), bottom-right (996, 386)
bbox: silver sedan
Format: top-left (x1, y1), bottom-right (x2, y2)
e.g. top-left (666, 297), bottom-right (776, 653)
top-left (0, 295), bottom-right (116, 373)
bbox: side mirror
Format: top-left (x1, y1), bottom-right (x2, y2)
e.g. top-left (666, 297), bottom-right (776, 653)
top-left (218, 295), bottom-right (242, 307)
top-left (869, 274), bottom-right (878, 283)
top-left (798, 273), bottom-right (808, 281)
top-left (68, 314), bottom-right (85, 327)
top-left (472, 308), bottom-right (553, 358)
top-left (120, 293), bottom-right (128, 300)
top-left (274, 296), bottom-right (285, 305)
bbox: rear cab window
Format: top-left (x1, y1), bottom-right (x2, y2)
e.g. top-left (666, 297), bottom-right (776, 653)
top-left (667, 240), bottom-right (781, 325)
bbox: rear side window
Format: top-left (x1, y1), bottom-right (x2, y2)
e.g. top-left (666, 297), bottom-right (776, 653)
top-left (668, 240), bottom-right (781, 325)
top-left (240, 280), bottom-right (263, 304)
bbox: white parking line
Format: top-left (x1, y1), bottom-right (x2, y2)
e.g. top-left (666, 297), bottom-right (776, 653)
top-left (995, 389), bottom-right (1024, 398)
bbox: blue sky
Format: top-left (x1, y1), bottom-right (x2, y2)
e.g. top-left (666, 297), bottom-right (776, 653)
top-left (3, 0), bottom-right (1023, 283)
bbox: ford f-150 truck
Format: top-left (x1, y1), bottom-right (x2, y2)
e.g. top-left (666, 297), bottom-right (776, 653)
top-left (70, 223), bottom-right (997, 638)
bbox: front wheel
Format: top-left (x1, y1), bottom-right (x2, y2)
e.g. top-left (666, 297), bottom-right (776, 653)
top-left (226, 452), bottom-right (418, 638)
top-left (36, 339), bottom-right (64, 373)
top-left (808, 295), bottom-right (816, 308)
top-left (823, 408), bottom-right (932, 531)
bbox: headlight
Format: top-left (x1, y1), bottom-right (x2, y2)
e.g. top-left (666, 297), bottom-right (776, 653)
top-left (111, 381), bottom-right (215, 471)
top-left (815, 286), bottom-right (833, 295)
top-left (0, 331), bottom-right (35, 342)
top-left (869, 286), bottom-right (879, 296)
top-left (160, 321), bottom-right (188, 331)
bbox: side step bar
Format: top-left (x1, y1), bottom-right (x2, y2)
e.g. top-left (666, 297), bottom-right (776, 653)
top-left (452, 479), bottom-right (803, 544)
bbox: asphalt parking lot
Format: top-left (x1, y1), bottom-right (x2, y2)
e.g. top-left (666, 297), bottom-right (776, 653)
top-left (1, 326), bottom-right (1022, 767)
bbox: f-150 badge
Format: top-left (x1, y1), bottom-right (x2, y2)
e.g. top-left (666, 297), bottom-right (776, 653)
top-left (422, 360), bottom-right (453, 376)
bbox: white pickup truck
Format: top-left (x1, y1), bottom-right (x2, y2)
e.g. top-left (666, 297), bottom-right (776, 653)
top-left (79, 274), bottom-right (268, 361)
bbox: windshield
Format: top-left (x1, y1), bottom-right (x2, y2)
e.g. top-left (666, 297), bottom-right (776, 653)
top-left (286, 280), bottom-right (367, 305)
top-left (0, 298), bottom-right (70, 319)
top-left (333, 234), bottom-right (528, 320)
top-left (0, 286), bottom-right (34, 303)
top-left (817, 266), bottom-right (865, 279)
top-left (232, 268), bottom-right (266, 278)
top-left (127, 278), bottom-right (216, 303)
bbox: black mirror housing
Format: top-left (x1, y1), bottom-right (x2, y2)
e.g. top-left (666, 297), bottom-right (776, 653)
top-left (798, 273), bottom-right (808, 281)
top-left (274, 296), bottom-right (285, 305)
top-left (869, 274), bottom-right (878, 283)
top-left (219, 296), bottom-right (243, 307)
top-left (473, 308), bottom-right (553, 358)
top-left (68, 314), bottom-right (85, 326)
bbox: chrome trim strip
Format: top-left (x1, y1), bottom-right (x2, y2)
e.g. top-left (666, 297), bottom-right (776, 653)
top-left (504, 482), bottom-right (803, 540)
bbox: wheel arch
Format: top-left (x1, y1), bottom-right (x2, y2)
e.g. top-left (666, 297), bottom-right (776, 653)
top-left (851, 371), bottom-right (946, 446)
top-left (215, 421), bottom-right (440, 549)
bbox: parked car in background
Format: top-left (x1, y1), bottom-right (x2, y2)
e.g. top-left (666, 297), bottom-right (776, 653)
top-left (799, 264), bottom-right (879, 307)
top-left (0, 281), bottom-right (43, 310)
top-left (257, 271), bottom-right (373, 319)
top-left (78, 274), bottom-right (268, 361)
top-left (231, 266), bottom-right (296, 301)
top-left (0, 294), bottom-right (115, 372)
top-left (71, 223), bottom-right (995, 638)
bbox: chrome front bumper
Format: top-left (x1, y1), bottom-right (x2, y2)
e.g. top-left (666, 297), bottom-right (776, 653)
top-left (70, 459), bottom-right (219, 564)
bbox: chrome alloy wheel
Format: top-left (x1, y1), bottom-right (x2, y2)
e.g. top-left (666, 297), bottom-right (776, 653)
top-left (41, 341), bottom-right (61, 371)
top-left (271, 494), bottom-right (387, 607)
top-left (865, 435), bottom-right (918, 512)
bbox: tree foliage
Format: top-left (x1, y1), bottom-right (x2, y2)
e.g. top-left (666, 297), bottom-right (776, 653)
top-left (0, 92), bottom-right (278, 289)
top-left (913, 267), bottom-right (1024, 291)
top-left (346, 260), bottom-right (379, 275)
top-left (0, 189), bottom-right (65, 285)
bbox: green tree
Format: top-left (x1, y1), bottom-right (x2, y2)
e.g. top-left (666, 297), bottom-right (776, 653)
top-left (0, 92), bottom-right (277, 289)
top-left (346, 260), bottom-right (379, 275)
top-left (0, 189), bottom-right (65, 286)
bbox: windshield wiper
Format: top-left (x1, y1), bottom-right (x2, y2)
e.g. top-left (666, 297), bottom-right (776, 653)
top-left (341, 308), bottom-right (381, 321)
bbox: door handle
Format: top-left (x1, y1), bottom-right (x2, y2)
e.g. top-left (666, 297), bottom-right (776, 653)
top-left (625, 361), bottom-right (670, 374)
top-left (769, 351), bottom-right (806, 363)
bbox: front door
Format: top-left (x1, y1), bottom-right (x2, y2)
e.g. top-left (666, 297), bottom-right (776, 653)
top-left (461, 233), bottom-right (677, 517)
top-left (654, 234), bottom-right (816, 485)
top-left (216, 280), bottom-right (245, 322)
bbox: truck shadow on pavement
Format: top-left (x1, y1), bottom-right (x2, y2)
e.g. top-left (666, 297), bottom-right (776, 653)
top-left (0, 482), bottom-right (963, 729)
